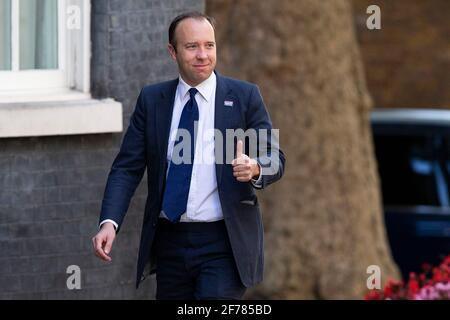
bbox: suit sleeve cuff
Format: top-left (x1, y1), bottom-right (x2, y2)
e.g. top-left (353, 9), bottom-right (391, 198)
top-left (99, 219), bottom-right (118, 231)
top-left (251, 162), bottom-right (263, 188)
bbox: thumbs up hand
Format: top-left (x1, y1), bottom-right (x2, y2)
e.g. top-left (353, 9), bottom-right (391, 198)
top-left (232, 140), bottom-right (261, 182)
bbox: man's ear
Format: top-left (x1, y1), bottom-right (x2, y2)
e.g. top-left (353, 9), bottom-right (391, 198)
top-left (167, 44), bottom-right (177, 61)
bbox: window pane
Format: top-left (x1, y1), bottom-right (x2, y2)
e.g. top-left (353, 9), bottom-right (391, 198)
top-left (20, 0), bottom-right (58, 70)
top-left (0, 0), bottom-right (11, 70)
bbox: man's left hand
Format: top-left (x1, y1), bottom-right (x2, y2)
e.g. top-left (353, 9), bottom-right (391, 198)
top-left (232, 140), bottom-right (260, 182)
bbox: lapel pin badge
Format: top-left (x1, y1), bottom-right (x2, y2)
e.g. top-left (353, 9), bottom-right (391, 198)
top-left (224, 100), bottom-right (234, 107)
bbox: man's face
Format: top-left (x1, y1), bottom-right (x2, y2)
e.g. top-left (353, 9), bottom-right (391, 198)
top-left (168, 18), bottom-right (217, 87)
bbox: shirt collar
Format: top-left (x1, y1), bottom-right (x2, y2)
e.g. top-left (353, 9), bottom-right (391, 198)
top-left (178, 72), bottom-right (216, 103)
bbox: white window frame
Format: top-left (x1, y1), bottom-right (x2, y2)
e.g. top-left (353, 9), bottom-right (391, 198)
top-left (0, 0), bottom-right (123, 138)
top-left (0, 0), bottom-right (91, 101)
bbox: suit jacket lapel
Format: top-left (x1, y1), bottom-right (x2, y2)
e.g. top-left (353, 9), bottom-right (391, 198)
top-left (214, 72), bottom-right (233, 187)
top-left (156, 78), bottom-right (178, 194)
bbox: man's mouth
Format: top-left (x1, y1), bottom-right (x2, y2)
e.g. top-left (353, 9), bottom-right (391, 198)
top-left (194, 64), bottom-right (209, 69)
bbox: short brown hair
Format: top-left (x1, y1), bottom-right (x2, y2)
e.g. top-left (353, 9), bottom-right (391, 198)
top-left (168, 11), bottom-right (216, 49)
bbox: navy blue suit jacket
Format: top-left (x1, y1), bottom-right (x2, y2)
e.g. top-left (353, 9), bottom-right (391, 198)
top-left (100, 71), bottom-right (285, 288)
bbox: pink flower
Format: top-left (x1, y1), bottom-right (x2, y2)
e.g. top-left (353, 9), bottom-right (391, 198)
top-left (365, 255), bottom-right (450, 300)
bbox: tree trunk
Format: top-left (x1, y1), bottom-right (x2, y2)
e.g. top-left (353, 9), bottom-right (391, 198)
top-left (206, 0), bottom-right (400, 299)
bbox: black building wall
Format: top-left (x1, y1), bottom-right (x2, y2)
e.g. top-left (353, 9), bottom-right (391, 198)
top-left (0, 0), bottom-right (204, 299)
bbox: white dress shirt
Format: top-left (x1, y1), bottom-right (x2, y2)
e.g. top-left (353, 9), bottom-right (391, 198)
top-left (161, 72), bottom-right (223, 222)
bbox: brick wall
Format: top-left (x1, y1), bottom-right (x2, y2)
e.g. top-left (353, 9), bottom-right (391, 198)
top-left (352, 0), bottom-right (450, 109)
top-left (0, 0), bottom-right (204, 299)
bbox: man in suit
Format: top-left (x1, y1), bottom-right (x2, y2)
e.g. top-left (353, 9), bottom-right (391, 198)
top-left (92, 11), bottom-right (285, 300)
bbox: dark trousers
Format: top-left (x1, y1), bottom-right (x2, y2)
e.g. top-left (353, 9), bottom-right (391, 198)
top-left (154, 218), bottom-right (246, 300)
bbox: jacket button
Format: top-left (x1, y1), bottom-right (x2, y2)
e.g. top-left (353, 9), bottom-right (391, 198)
top-left (152, 221), bottom-right (157, 227)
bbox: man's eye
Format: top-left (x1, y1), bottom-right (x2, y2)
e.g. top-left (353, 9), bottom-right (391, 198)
top-left (187, 45), bottom-right (197, 49)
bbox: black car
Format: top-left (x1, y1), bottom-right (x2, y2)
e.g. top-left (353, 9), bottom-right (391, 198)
top-left (371, 108), bottom-right (450, 279)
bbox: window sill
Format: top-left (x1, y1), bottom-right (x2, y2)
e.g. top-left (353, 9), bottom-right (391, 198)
top-left (0, 97), bottom-right (123, 138)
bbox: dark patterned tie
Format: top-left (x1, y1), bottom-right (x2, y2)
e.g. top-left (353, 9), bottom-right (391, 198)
top-left (162, 88), bottom-right (199, 222)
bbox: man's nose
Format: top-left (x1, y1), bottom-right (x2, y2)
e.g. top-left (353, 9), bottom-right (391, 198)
top-left (196, 48), bottom-right (208, 60)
